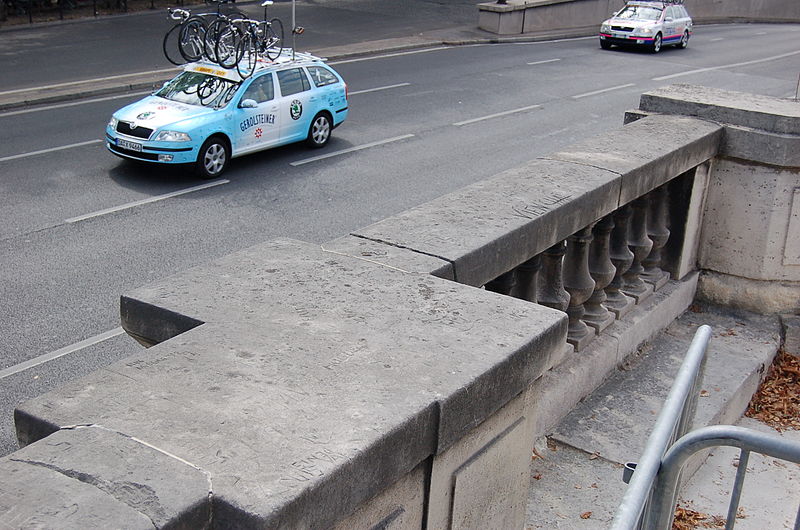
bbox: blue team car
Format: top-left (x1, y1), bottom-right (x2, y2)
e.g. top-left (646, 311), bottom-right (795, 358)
top-left (106, 52), bottom-right (349, 178)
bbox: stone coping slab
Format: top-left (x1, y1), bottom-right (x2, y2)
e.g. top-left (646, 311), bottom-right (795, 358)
top-left (16, 238), bottom-right (566, 529)
top-left (0, 426), bottom-right (210, 529)
top-left (638, 84), bottom-right (800, 136)
top-left (352, 114), bottom-right (720, 288)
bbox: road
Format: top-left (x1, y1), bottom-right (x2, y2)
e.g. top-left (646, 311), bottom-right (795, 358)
top-left (1, 23), bottom-right (799, 456)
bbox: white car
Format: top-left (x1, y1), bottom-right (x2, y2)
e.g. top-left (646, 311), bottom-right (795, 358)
top-left (599, 1), bottom-right (692, 53)
top-left (106, 51), bottom-right (349, 178)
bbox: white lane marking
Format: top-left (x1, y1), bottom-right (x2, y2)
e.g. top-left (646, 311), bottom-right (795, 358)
top-left (453, 104), bottom-right (542, 127)
top-left (350, 83), bottom-right (411, 95)
top-left (290, 134), bottom-right (415, 166)
top-left (0, 68), bottom-right (176, 97)
top-left (65, 179), bottom-right (229, 223)
top-left (527, 58), bottom-right (561, 65)
top-left (0, 139), bottom-right (103, 163)
top-left (0, 91), bottom-right (151, 118)
top-left (0, 327), bottom-right (125, 380)
top-left (653, 49), bottom-right (800, 80)
top-left (572, 83), bottom-right (636, 99)
top-left (330, 47), bottom-right (450, 65)
top-left (709, 37), bottom-right (725, 42)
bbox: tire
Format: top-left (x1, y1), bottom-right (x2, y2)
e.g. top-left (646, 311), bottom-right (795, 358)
top-left (204, 18), bottom-right (229, 64)
top-left (217, 24), bottom-right (244, 69)
top-left (306, 113), bottom-right (331, 148)
top-left (196, 136), bottom-right (230, 179)
top-left (236, 34), bottom-right (258, 79)
top-left (651, 33), bottom-right (662, 53)
top-left (163, 23), bottom-right (186, 65)
top-left (678, 30), bottom-right (689, 49)
top-left (263, 18), bottom-right (283, 60)
top-left (600, 39), bottom-right (611, 50)
top-left (178, 16), bottom-right (207, 62)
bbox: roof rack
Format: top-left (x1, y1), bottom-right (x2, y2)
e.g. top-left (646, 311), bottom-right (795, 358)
top-left (625, 0), bottom-right (683, 4)
top-left (185, 48), bottom-right (327, 83)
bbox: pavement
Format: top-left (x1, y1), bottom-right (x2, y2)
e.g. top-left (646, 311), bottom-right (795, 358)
top-left (0, 0), bottom-right (595, 111)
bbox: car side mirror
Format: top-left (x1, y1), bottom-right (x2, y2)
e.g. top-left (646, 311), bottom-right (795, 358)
top-left (239, 99), bottom-right (258, 109)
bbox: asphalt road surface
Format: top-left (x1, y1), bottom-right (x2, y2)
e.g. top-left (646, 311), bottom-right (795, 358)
top-left (1, 23), bottom-right (799, 456)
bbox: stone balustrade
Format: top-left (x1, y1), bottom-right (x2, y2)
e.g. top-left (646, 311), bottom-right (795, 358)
top-left (2, 85), bottom-right (797, 528)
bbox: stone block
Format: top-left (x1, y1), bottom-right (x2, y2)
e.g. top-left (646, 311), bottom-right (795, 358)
top-left (0, 426), bottom-right (210, 529)
top-left (16, 238), bottom-right (566, 529)
top-left (353, 159), bottom-right (620, 288)
top-left (321, 234), bottom-right (454, 280)
top-left (428, 386), bottom-right (532, 530)
top-left (543, 114), bottom-right (722, 205)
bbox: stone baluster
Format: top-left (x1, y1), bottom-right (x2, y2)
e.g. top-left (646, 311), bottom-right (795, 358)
top-left (622, 197), bottom-right (655, 303)
top-left (537, 241), bottom-right (570, 314)
top-left (605, 205), bottom-right (636, 319)
top-left (583, 215), bottom-right (616, 333)
top-left (511, 256), bottom-right (541, 303)
top-left (563, 226), bottom-right (596, 351)
top-left (484, 269), bottom-right (516, 296)
top-left (642, 185), bottom-right (671, 290)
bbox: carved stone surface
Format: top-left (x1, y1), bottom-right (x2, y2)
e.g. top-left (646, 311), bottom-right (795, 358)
top-left (642, 185), bottom-right (671, 290)
top-left (537, 241), bottom-right (570, 314)
top-left (563, 227), bottom-right (596, 350)
top-left (583, 215), bottom-right (617, 333)
top-left (605, 207), bottom-right (636, 319)
top-left (15, 239), bottom-right (567, 530)
top-left (622, 198), bottom-right (655, 304)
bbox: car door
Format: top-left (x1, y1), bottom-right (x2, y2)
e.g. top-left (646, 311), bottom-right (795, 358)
top-left (275, 67), bottom-right (314, 143)
top-left (663, 6), bottom-right (681, 44)
top-left (231, 72), bottom-right (282, 155)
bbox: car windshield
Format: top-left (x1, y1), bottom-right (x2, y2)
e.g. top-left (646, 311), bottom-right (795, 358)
top-left (155, 71), bottom-right (239, 108)
top-left (616, 5), bottom-right (662, 21)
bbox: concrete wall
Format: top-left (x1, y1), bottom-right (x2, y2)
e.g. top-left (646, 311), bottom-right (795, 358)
top-left (2, 86), bottom-right (798, 528)
top-left (478, 0), bottom-right (800, 36)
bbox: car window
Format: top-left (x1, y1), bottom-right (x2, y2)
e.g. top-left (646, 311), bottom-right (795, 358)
top-left (156, 71), bottom-right (239, 108)
top-left (277, 68), bottom-right (311, 97)
top-left (306, 66), bottom-right (339, 87)
top-left (679, 6), bottom-right (690, 18)
top-left (666, 6), bottom-right (678, 19)
top-left (241, 74), bottom-right (274, 104)
top-left (616, 5), bottom-right (662, 21)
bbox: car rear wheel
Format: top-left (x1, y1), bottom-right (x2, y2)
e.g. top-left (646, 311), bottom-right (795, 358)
top-left (307, 113), bottom-right (331, 148)
top-left (196, 136), bottom-right (229, 179)
top-left (678, 30), bottom-right (689, 49)
top-left (651, 33), bottom-right (662, 53)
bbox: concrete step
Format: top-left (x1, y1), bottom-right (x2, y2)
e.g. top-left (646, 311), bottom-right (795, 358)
top-left (525, 305), bottom-right (781, 529)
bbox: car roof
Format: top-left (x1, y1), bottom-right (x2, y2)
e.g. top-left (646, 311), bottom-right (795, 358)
top-left (183, 49), bottom-right (330, 84)
top-left (622, 0), bottom-right (683, 7)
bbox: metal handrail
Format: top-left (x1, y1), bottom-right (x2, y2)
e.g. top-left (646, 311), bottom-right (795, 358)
top-left (649, 425), bottom-right (800, 529)
top-left (611, 324), bottom-right (713, 529)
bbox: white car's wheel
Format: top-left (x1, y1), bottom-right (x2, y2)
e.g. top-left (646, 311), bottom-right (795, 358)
top-left (678, 30), bottom-right (689, 49)
top-left (651, 33), bottom-right (662, 53)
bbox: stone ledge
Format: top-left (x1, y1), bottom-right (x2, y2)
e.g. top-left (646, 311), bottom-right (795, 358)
top-left (15, 238), bottom-right (566, 529)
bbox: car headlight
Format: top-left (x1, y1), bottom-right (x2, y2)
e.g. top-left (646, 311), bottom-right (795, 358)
top-left (601, 23), bottom-right (610, 33)
top-left (108, 117), bottom-right (118, 129)
top-left (639, 27), bottom-right (653, 35)
top-left (154, 130), bottom-right (192, 142)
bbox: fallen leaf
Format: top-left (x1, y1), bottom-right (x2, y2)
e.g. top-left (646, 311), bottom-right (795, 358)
top-left (580, 511), bottom-right (592, 519)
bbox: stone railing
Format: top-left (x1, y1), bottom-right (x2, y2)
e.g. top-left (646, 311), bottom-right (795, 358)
top-left (478, 0), bottom-right (800, 36)
top-left (1, 85), bottom-right (797, 528)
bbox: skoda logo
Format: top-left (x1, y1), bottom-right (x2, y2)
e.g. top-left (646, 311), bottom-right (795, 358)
top-left (129, 122), bottom-right (138, 130)
top-left (136, 111), bottom-right (156, 120)
top-left (290, 99), bottom-right (303, 121)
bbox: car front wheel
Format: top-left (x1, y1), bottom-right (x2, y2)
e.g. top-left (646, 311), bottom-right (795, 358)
top-left (307, 113), bottom-right (332, 148)
top-left (196, 136), bottom-right (230, 179)
top-left (651, 33), bottom-right (662, 53)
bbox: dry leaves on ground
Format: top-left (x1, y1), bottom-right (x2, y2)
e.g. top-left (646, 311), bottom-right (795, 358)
top-left (672, 506), bottom-right (725, 529)
top-left (745, 350), bottom-right (800, 430)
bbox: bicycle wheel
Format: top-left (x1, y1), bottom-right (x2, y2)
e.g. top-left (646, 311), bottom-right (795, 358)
top-left (216, 24), bottom-right (244, 69)
top-left (236, 34), bottom-right (258, 78)
top-left (204, 18), bottom-right (230, 64)
top-left (263, 18), bottom-right (283, 61)
top-left (162, 23), bottom-right (186, 65)
top-left (178, 16), bottom-right (207, 62)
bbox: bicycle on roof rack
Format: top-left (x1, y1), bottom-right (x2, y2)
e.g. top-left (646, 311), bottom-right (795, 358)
top-left (213, 1), bottom-right (284, 78)
top-left (162, 0), bottom-right (245, 66)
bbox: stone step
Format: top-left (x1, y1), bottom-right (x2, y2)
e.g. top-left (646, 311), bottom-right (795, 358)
top-left (525, 305), bottom-right (781, 529)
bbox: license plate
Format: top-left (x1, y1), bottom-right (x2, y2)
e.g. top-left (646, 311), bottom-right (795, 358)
top-left (117, 138), bottom-right (142, 152)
